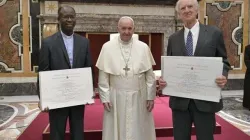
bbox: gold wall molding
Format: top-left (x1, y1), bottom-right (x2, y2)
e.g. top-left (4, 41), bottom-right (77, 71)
top-left (22, 0), bottom-right (31, 74)
top-left (243, 0), bottom-right (249, 50)
top-left (0, 73), bottom-right (37, 77)
top-left (42, 24), bottom-right (58, 39)
top-left (199, 0), bottom-right (206, 24)
top-left (40, 0), bottom-right (59, 40)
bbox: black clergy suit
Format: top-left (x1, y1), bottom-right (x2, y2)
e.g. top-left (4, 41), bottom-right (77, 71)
top-left (38, 31), bottom-right (93, 140)
top-left (244, 45), bottom-right (250, 110)
top-left (166, 23), bottom-right (231, 140)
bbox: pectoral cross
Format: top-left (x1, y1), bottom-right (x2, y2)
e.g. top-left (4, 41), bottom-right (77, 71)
top-left (123, 64), bottom-right (130, 76)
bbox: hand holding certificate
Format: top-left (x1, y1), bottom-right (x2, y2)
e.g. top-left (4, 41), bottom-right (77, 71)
top-left (161, 56), bottom-right (223, 102)
top-left (39, 67), bottom-right (94, 110)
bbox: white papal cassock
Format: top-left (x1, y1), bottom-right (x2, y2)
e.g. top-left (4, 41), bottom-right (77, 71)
top-left (96, 35), bottom-right (156, 140)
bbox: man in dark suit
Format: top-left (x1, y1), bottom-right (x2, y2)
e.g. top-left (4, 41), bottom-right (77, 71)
top-left (243, 44), bottom-right (250, 110)
top-left (158, 0), bottom-right (231, 140)
top-left (38, 6), bottom-right (93, 140)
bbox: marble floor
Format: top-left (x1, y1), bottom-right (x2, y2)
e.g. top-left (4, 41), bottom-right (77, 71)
top-left (0, 90), bottom-right (249, 140)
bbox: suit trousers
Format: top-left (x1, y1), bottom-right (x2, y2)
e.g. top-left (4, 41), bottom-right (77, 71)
top-left (172, 100), bottom-right (216, 140)
top-left (49, 105), bottom-right (85, 140)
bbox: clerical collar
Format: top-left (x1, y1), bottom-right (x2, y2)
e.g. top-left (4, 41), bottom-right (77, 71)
top-left (118, 36), bottom-right (133, 45)
top-left (60, 30), bottom-right (74, 39)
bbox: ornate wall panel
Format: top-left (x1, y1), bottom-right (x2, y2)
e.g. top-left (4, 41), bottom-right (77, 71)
top-left (0, 0), bottom-right (22, 73)
top-left (205, 1), bottom-right (244, 70)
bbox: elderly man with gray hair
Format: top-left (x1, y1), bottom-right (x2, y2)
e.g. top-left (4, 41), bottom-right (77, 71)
top-left (158, 0), bottom-right (230, 140)
top-left (96, 16), bottom-right (157, 140)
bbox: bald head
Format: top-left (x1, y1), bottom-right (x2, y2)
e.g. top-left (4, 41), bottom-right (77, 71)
top-left (58, 5), bottom-right (76, 17)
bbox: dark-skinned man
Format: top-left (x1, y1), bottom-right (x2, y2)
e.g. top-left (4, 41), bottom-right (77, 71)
top-left (38, 6), bottom-right (93, 140)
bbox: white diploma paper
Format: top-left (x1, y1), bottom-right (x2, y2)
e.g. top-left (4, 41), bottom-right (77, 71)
top-left (161, 56), bottom-right (223, 102)
top-left (39, 68), bottom-right (94, 110)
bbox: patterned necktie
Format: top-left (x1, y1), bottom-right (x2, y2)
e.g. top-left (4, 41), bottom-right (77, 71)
top-left (186, 31), bottom-right (193, 56)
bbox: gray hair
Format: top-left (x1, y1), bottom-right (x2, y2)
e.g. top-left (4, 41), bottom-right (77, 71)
top-left (118, 16), bottom-right (135, 27)
top-left (175, 0), bottom-right (199, 13)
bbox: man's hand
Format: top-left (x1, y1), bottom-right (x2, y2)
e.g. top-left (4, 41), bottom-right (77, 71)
top-left (103, 102), bottom-right (112, 112)
top-left (92, 89), bottom-right (98, 99)
top-left (215, 75), bottom-right (227, 88)
top-left (84, 91), bottom-right (97, 105)
top-left (38, 102), bottom-right (49, 112)
top-left (92, 92), bottom-right (97, 99)
top-left (146, 100), bottom-right (154, 112)
top-left (158, 76), bottom-right (167, 90)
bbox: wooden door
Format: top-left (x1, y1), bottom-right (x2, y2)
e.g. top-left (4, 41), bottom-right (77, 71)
top-left (87, 34), bottom-right (109, 88)
top-left (151, 33), bottom-right (163, 70)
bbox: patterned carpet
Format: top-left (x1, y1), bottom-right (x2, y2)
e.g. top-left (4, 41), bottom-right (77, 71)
top-left (0, 91), bottom-right (249, 140)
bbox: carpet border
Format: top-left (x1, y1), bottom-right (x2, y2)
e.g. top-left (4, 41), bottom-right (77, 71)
top-left (16, 111), bottom-right (41, 139)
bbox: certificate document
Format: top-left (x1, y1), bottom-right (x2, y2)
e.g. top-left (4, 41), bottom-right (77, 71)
top-left (39, 67), bottom-right (94, 110)
top-left (161, 56), bottom-right (223, 102)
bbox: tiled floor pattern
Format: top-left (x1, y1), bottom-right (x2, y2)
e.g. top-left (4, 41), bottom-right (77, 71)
top-left (0, 90), bottom-right (249, 140)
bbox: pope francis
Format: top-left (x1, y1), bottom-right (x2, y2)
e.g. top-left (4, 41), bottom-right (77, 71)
top-left (96, 16), bottom-right (157, 140)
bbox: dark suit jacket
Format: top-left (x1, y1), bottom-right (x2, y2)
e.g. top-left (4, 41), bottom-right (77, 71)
top-left (243, 45), bottom-right (250, 109)
top-left (167, 23), bottom-right (231, 113)
top-left (37, 31), bottom-right (93, 98)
